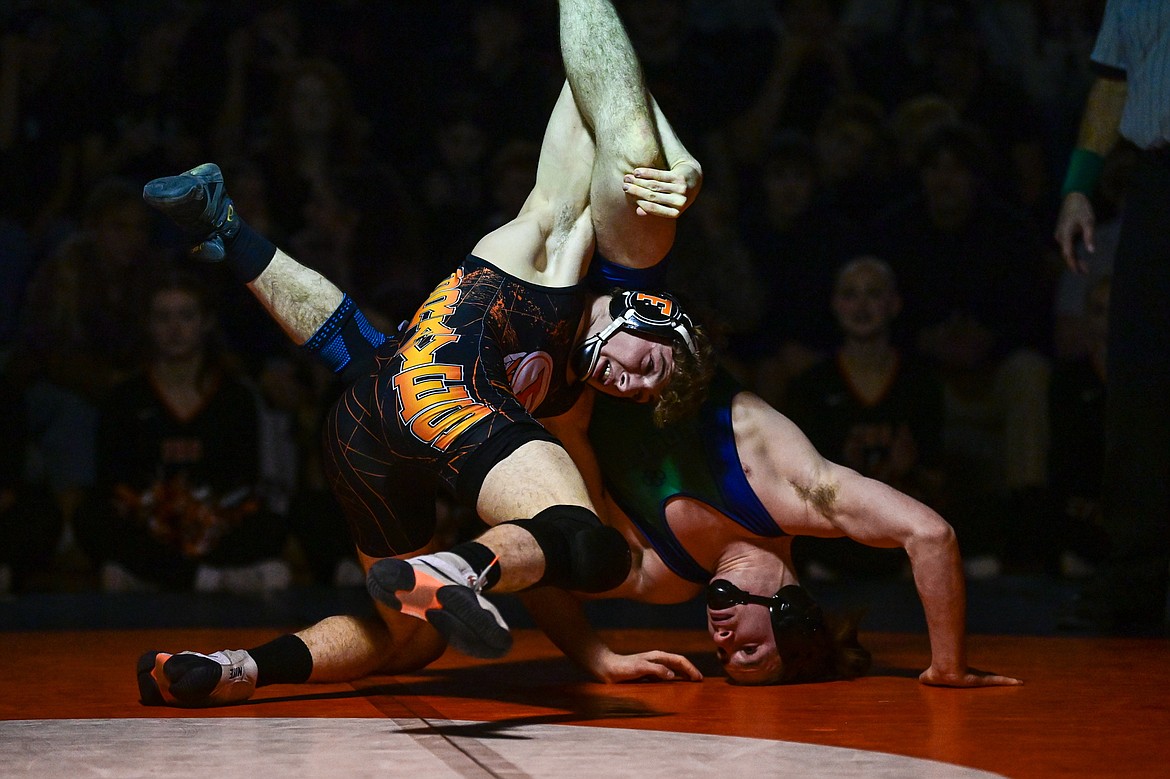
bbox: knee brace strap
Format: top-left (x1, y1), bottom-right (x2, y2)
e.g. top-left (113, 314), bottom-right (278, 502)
top-left (301, 295), bottom-right (387, 384)
top-left (506, 504), bottom-right (631, 593)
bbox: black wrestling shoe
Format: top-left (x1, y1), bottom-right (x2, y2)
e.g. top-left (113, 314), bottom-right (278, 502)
top-left (367, 553), bottom-right (512, 659)
top-left (142, 162), bottom-right (239, 261)
top-left (137, 649), bottom-right (258, 707)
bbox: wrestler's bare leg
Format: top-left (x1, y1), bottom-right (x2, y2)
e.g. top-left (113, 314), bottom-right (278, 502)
top-left (301, 442), bottom-right (597, 676)
top-left (559, 0), bottom-right (673, 266)
top-left (472, 440), bottom-right (596, 588)
top-left (293, 610), bottom-right (445, 681)
top-left (246, 249), bottom-right (344, 344)
top-left (144, 440), bottom-right (576, 696)
top-left (137, 362), bottom-right (599, 699)
top-left (290, 545), bottom-right (449, 683)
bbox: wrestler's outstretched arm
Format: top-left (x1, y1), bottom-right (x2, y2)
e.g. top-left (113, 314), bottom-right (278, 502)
top-left (823, 465), bottom-right (1022, 687)
top-left (526, 394), bottom-right (701, 682)
top-left (520, 586), bottom-right (702, 683)
top-left (735, 392), bottom-right (1022, 688)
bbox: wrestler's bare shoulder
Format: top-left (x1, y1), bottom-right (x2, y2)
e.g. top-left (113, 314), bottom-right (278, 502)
top-left (730, 390), bottom-right (843, 536)
top-left (731, 391), bottom-right (822, 474)
top-left (472, 203), bottom-right (594, 287)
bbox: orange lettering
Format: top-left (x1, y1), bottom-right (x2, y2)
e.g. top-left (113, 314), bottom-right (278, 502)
top-left (635, 292), bottom-right (672, 316)
top-left (430, 405), bottom-right (493, 449)
top-left (391, 267), bottom-right (498, 450)
top-left (400, 330), bottom-right (460, 370)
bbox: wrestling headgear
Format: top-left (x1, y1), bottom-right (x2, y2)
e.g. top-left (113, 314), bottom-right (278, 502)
top-left (572, 290), bottom-right (697, 382)
top-left (706, 580), bottom-right (834, 684)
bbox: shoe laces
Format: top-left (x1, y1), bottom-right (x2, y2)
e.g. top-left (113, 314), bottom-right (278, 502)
top-left (470, 556), bottom-right (499, 594)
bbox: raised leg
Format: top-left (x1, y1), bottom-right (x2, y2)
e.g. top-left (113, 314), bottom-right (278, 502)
top-left (559, 0), bottom-right (674, 267)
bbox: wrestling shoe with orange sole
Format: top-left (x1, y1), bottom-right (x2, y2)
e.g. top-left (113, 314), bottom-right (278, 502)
top-left (367, 553), bottom-right (512, 659)
top-left (137, 649), bottom-right (257, 707)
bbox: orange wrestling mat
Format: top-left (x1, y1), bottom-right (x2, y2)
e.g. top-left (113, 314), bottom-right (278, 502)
top-left (2, 628), bottom-right (1168, 778)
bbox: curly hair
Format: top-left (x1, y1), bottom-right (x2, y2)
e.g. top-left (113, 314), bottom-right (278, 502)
top-left (652, 321), bottom-right (716, 427)
top-left (783, 609), bottom-right (872, 685)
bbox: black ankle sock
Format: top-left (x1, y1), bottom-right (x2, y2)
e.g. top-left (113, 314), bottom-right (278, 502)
top-left (225, 219), bottom-right (277, 284)
top-left (248, 634), bottom-right (313, 687)
top-left (447, 541), bottom-right (502, 590)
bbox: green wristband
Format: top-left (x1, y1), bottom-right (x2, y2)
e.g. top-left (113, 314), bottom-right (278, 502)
top-left (1061, 148), bottom-right (1105, 197)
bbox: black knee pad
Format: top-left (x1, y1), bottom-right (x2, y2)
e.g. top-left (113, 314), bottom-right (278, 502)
top-left (506, 505), bottom-right (631, 593)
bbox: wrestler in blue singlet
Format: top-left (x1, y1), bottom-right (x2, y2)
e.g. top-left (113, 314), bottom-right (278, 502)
top-left (588, 369), bottom-right (784, 583)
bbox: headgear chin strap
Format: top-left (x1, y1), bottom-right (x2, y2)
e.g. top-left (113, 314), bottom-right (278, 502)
top-left (706, 580), bottom-right (833, 684)
top-left (572, 290), bottom-right (697, 382)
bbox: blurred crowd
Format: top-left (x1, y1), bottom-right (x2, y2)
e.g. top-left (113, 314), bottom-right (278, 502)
top-left (0, 0), bottom-right (1122, 596)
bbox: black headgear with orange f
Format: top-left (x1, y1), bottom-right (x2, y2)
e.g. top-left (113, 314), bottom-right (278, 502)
top-left (572, 290), bottom-right (697, 382)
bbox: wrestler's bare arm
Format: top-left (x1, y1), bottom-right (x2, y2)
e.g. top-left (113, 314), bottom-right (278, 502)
top-left (471, 81), bottom-right (596, 287)
top-left (519, 585), bottom-right (702, 683)
top-left (733, 391), bottom-right (1022, 688)
top-left (514, 395), bottom-right (700, 682)
top-left (620, 97), bottom-right (703, 220)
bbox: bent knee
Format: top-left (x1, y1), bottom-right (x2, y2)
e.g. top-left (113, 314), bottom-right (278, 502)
top-left (507, 505), bottom-right (632, 593)
top-left (593, 215), bottom-right (675, 269)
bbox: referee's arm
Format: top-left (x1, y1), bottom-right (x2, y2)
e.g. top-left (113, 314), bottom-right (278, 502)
top-left (1054, 73), bottom-right (1128, 272)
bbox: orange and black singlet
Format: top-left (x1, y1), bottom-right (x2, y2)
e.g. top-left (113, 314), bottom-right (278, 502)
top-left (324, 255), bottom-right (587, 557)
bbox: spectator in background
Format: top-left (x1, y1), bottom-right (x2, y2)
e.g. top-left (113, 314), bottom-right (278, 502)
top-left (429, 0), bottom-right (560, 150)
top-left (230, 56), bottom-right (430, 328)
top-left (209, 2), bottom-right (306, 164)
top-left (910, 19), bottom-right (1049, 214)
top-left (663, 185), bottom-right (765, 384)
top-left (723, 0), bottom-right (858, 165)
top-left (88, 2), bottom-right (208, 189)
top-left (979, 0), bottom-right (1103, 190)
top-left (785, 256), bottom-right (946, 580)
top-left (871, 122), bottom-right (1054, 575)
top-left (75, 269), bottom-right (290, 593)
top-left (13, 177), bottom-right (154, 401)
top-left (258, 354), bottom-right (364, 589)
top-left (418, 98), bottom-right (492, 267)
top-left (10, 177), bottom-right (163, 561)
top-left (256, 57), bottom-right (374, 243)
top-left (1047, 275), bottom-right (1110, 579)
top-left (837, 0), bottom-right (1003, 109)
top-left (812, 94), bottom-right (895, 225)
top-left (298, 1), bottom-right (437, 160)
top-left (738, 130), bottom-right (859, 407)
top-left (884, 93), bottom-right (960, 205)
top-left (0, 2), bottom-right (109, 251)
